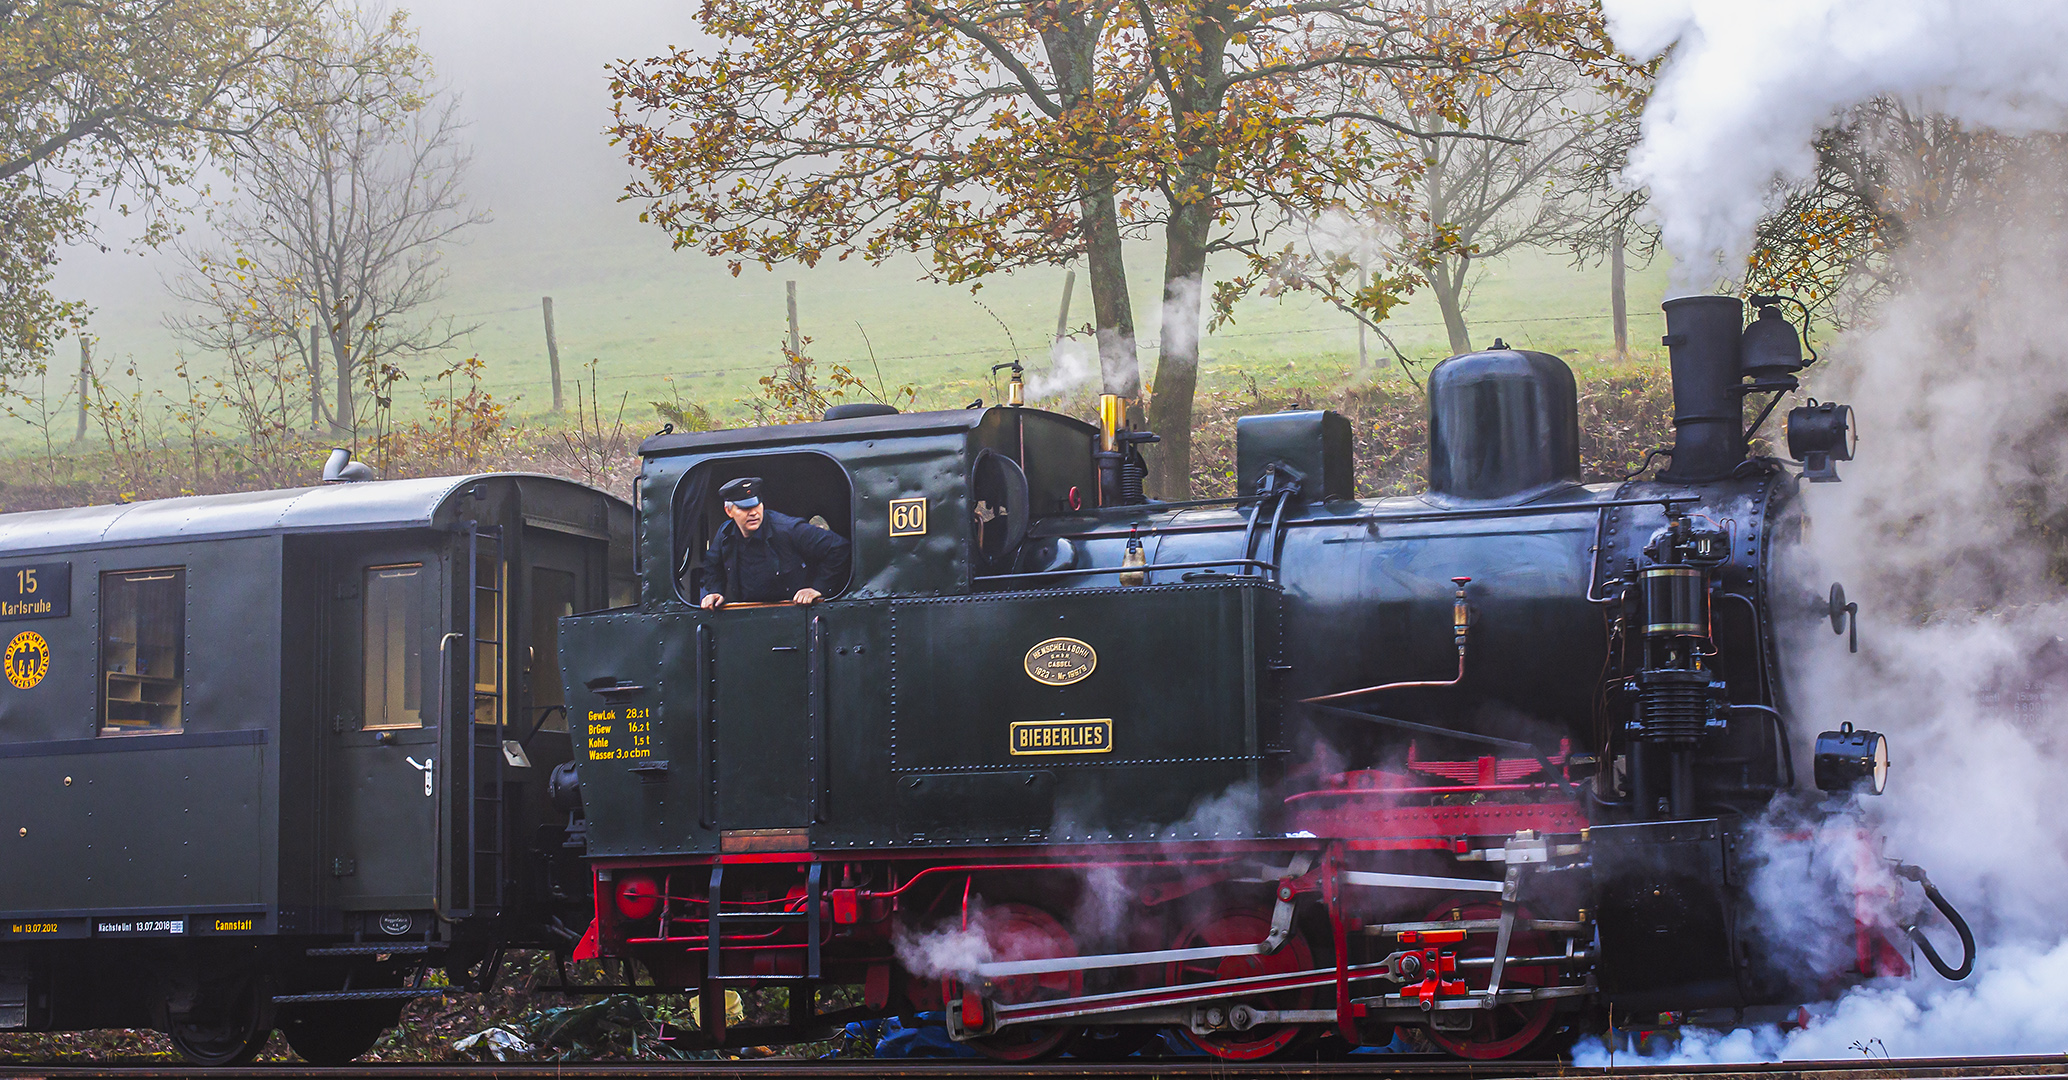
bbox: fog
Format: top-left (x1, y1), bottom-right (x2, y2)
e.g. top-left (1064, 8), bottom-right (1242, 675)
top-left (48, 0), bottom-right (704, 359)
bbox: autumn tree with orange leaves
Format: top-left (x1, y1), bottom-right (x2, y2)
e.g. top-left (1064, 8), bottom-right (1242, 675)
top-left (1742, 98), bottom-right (2065, 330)
top-left (610, 0), bottom-right (1156, 404)
top-left (611, 0), bottom-right (1621, 496)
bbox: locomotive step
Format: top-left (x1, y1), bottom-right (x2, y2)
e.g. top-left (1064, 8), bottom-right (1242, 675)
top-left (271, 987), bottom-right (447, 1004)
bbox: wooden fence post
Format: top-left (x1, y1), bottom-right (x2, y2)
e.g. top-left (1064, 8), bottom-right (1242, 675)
top-left (543, 296), bottom-right (564, 413)
top-left (786, 280), bottom-right (804, 382)
top-left (1611, 226), bottom-right (1628, 361)
top-left (1055, 270), bottom-right (1076, 342)
top-left (1358, 257), bottom-right (1370, 369)
top-left (74, 337), bottom-right (90, 442)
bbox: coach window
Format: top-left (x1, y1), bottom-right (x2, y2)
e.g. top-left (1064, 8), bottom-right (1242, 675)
top-left (527, 566), bottom-right (574, 732)
top-left (473, 550), bottom-right (503, 727)
top-left (100, 568), bottom-right (184, 735)
top-left (363, 564), bottom-right (426, 730)
top-left (672, 452), bottom-right (853, 603)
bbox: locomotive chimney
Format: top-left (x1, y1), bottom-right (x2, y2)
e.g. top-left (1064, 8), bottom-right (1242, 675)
top-left (1658, 295), bottom-right (1747, 483)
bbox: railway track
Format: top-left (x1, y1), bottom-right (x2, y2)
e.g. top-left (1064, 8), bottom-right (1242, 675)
top-left (0, 1054), bottom-right (2061, 1079)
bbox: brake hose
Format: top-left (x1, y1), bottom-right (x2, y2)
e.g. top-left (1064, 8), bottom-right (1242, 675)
top-left (1892, 862), bottom-right (1976, 980)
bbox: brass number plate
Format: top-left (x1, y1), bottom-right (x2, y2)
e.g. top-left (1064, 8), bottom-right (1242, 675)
top-left (889, 497), bottom-right (928, 536)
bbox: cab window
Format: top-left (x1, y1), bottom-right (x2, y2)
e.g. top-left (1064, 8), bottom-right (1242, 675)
top-left (100, 568), bottom-right (184, 735)
top-left (363, 563), bottom-right (426, 730)
top-left (672, 452), bottom-right (854, 603)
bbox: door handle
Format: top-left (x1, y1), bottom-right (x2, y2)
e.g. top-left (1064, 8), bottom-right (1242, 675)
top-left (405, 756), bottom-right (435, 797)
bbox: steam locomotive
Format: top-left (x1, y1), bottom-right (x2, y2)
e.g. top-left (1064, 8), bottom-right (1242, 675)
top-left (556, 294), bottom-right (1975, 1060)
top-left (0, 295), bottom-right (1972, 1066)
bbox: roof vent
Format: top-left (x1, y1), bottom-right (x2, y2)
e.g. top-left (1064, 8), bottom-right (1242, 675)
top-left (822, 402), bottom-right (900, 421)
top-left (322, 447), bottom-right (376, 483)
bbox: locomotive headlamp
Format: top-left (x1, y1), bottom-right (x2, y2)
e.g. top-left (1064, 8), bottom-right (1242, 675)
top-left (1787, 400), bottom-right (1855, 482)
top-left (1814, 722), bottom-right (1889, 795)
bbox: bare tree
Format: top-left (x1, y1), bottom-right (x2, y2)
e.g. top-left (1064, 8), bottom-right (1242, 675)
top-left (1344, 10), bottom-right (1635, 355)
top-left (168, 6), bottom-right (485, 437)
top-left (1240, 4), bottom-right (1647, 379)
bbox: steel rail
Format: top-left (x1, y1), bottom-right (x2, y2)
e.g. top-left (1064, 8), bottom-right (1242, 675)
top-left (4, 1054), bottom-right (2063, 1078)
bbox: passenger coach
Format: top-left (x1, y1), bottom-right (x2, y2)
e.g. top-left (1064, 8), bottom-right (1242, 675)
top-left (0, 467), bottom-right (630, 1064)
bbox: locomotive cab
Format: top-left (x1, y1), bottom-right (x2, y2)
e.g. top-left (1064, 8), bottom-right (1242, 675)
top-left (645, 405), bottom-right (1098, 603)
top-left (565, 406), bottom-right (1281, 858)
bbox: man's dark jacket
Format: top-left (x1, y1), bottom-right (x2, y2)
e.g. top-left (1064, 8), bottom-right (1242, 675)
top-left (699, 510), bottom-right (852, 603)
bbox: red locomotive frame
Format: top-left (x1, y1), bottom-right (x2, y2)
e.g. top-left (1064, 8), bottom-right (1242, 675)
top-left (576, 749), bottom-right (1629, 1060)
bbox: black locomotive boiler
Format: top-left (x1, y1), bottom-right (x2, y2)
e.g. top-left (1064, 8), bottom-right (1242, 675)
top-left (560, 294), bottom-right (1972, 1060)
top-left (0, 467), bottom-right (631, 1064)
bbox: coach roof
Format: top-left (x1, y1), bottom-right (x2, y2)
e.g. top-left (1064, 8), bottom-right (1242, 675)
top-left (0, 473), bottom-right (621, 557)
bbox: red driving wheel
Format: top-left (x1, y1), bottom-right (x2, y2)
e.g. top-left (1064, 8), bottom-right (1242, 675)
top-left (1423, 897), bottom-right (1556, 1059)
top-left (1167, 908), bottom-right (1317, 1061)
top-left (965, 902), bottom-right (1082, 1062)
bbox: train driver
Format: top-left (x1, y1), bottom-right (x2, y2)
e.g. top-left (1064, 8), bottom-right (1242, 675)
top-left (698, 477), bottom-right (852, 609)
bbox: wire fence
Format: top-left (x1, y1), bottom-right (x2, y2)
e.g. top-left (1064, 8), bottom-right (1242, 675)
top-left (482, 309), bottom-right (1648, 394)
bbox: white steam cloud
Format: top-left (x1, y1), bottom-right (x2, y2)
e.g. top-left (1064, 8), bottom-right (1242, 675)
top-left (1589, 163), bottom-right (2068, 1061)
top-left (1028, 336), bottom-right (1098, 401)
top-left (893, 917), bottom-right (995, 982)
top-left (1578, 940), bottom-right (2068, 1064)
top-left (1603, 0), bottom-right (2068, 288)
top-left (1159, 274), bottom-right (1205, 363)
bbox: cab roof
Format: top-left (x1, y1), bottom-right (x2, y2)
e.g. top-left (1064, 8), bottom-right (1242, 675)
top-left (0, 473), bottom-right (624, 557)
top-left (638, 407), bottom-right (1090, 458)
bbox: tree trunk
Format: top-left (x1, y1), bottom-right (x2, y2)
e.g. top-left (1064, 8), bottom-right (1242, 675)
top-left (308, 326), bottom-right (324, 429)
top-left (332, 329), bottom-right (354, 434)
top-left (1042, 12), bottom-right (1139, 400)
top-left (1082, 176), bottom-right (1139, 398)
top-left (1140, 1), bottom-right (1232, 501)
top-left (1146, 200), bottom-right (1212, 500)
top-left (1429, 254), bottom-right (1473, 356)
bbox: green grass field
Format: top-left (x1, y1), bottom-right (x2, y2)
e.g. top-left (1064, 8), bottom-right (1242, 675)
top-left (432, 235), bottom-right (1674, 421)
top-left (10, 224), bottom-right (1674, 449)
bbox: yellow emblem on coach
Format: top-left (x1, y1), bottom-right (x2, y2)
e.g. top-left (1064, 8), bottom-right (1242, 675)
top-left (5, 631), bottom-right (49, 690)
top-left (1024, 637), bottom-right (1096, 686)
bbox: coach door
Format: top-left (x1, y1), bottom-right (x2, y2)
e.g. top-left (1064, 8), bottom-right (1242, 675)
top-left (323, 543), bottom-right (445, 916)
top-left (518, 529), bottom-right (607, 759)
